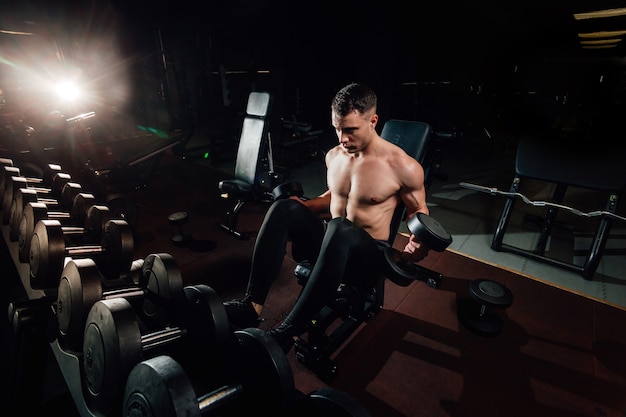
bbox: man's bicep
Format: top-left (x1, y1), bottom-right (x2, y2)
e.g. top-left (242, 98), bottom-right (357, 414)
top-left (402, 162), bottom-right (429, 217)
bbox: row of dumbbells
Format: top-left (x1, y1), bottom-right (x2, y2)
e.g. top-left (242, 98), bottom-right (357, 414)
top-left (1, 158), bottom-right (371, 417)
top-left (0, 157), bottom-right (135, 291)
top-left (29, 250), bottom-right (369, 417)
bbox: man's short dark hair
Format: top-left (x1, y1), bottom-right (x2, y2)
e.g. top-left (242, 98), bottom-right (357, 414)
top-left (331, 83), bottom-right (377, 116)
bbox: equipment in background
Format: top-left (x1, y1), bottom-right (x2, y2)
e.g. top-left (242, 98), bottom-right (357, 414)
top-left (218, 91), bottom-right (280, 240)
top-left (460, 135), bottom-right (626, 280)
top-left (168, 211), bottom-right (192, 246)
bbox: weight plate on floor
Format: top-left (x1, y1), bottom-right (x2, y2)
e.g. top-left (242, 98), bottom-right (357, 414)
top-left (457, 297), bottom-right (503, 337)
top-left (469, 279), bottom-right (513, 309)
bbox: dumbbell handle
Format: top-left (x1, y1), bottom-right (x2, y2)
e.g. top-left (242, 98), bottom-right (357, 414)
top-left (12, 177), bottom-right (53, 194)
top-left (478, 305), bottom-right (487, 316)
top-left (2, 169), bottom-right (46, 188)
top-left (198, 383), bottom-right (243, 414)
top-left (19, 176), bottom-right (46, 185)
top-left (101, 286), bottom-right (145, 300)
top-left (141, 326), bottom-right (186, 351)
top-left (18, 189), bottom-right (59, 206)
top-left (42, 210), bottom-right (71, 220)
top-left (98, 283), bottom-right (170, 310)
top-left (66, 244), bottom-right (107, 257)
top-left (60, 225), bottom-right (91, 236)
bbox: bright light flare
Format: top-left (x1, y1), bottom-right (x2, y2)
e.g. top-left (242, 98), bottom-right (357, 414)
top-left (54, 80), bottom-right (81, 102)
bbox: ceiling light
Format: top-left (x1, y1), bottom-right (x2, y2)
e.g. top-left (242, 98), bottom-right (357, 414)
top-left (574, 8), bottom-right (626, 20)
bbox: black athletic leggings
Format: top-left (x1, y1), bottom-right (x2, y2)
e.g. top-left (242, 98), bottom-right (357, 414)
top-left (245, 199), bottom-right (385, 334)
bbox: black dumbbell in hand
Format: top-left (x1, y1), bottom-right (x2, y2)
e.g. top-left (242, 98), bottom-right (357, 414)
top-left (271, 181), bottom-right (305, 200)
top-left (383, 213), bottom-right (452, 288)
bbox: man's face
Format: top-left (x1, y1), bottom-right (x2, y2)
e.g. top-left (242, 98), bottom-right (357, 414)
top-left (331, 110), bottom-right (377, 153)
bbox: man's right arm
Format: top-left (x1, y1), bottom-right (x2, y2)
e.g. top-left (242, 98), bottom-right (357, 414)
top-left (292, 190), bottom-right (331, 215)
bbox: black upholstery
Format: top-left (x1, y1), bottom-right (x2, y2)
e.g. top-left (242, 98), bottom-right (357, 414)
top-left (380, 119), bottom-right (432, 243)
top-left (218, 91), bottom-right (276, 239)
top-left (293, 119), bottom-right (433, 382)
top-left (492, 135), bottom-right (626, 280)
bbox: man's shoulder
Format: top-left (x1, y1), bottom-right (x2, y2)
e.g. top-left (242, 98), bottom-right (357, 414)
top-left (379, 137), bottom-right (417, 160)
top-left (326, 145), bottom-right (343, 158)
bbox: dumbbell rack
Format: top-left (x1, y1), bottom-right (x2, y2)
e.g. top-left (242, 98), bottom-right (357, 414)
top-left (0, 156), bottom-right (128, 417)
top-left (1, 222), bottom-right (104, 417)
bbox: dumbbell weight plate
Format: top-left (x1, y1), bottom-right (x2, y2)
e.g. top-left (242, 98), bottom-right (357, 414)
top-left (83, 297), bottom-right (144, 407)
top-left (224, 328), bottom-right (296, 414)
top-left (271, 181), bottom-right (304, 200)
top-left (0, 165), bottom-right (21, 197)
top-left (84, 285), bottom-right (230, 416)
top-left (290, 387), bottom-right (373, 417)
top-left (123, 355), bottom-right (198, 417)
top-left (57, 258), bottom-right (118, 350)
top-left (469, 279), bottom-right (513, 309)
top-left (458, 280), bottom-right (513, 337)
top-left (106, 193), bottom-right (138, 227)
top-left (141, 253), bottom-right (185, 318)
top-left (71, 193), bottom-right (98, 225)
top-left (382, 247), bottom-right (415, 287)
top-left (382, 246), bottom-right (443, 289)
top-left (407, 213), bottom-right (452, 252)
top-left (457, 297), bottom-right (503, 337)
top-left (0, 158), bottom-right (13, 167)
top-left (176, 285), bottom-right (230, 352)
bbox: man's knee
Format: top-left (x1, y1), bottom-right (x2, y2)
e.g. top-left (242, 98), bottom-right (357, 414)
top-left (325, 217), bottom-right (362, 244)
top-left (267, 198), bottom-right (303, 217)
top-left (262, 199), bottom-right (311, 232)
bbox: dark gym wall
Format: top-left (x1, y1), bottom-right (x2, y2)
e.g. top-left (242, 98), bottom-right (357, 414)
top-left (7, 0), bottom-right (622, 141)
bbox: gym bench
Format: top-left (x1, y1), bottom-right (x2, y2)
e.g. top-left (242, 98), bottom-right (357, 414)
top-left (491, 135), bottom-right (626, 280)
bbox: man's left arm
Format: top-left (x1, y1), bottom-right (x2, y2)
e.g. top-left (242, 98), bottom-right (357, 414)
top-left (399, 160), bottom-right (430, 262)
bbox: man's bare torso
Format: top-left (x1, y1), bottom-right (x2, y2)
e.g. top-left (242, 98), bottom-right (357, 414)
top-left (326, 138), bottom-right (407, 241)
